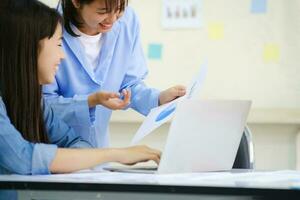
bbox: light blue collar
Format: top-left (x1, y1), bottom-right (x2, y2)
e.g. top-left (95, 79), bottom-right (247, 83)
top-left (63, 23), bottom-right (121, 85)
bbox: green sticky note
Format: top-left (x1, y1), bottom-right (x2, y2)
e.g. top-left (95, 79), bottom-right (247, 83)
top-left (148, 44), bottom-right (163, 60)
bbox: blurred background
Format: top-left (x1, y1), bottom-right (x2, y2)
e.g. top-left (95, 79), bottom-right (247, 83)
top-left (41, 0), bottom-right (300, 170)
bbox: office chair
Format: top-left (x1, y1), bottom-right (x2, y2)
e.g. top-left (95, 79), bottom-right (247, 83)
top-left (233, 126), bottom-right (255, 169)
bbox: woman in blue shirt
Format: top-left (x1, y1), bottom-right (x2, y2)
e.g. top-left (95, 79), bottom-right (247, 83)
top-left (0, 0), bottom-right (161, 176)
top-left (43, 0), bottom-right (186, 147)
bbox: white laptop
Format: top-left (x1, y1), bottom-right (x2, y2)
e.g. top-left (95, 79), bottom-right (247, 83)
top-left (106, 99), bottom-right (251, 174)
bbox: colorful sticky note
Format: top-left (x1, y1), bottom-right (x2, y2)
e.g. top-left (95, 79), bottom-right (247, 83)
top-left (148, 44), bottom-right (163, 60)
top-left (208, 23), bottom-right (224, 40)
top-left (251, 0), bottom-right (267, 14)
top-left (263, 44), bottom-right (280, 63)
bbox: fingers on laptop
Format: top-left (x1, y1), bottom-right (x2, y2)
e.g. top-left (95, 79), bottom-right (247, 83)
top-left (142, 145), bottom-right (161, 165)
top-left (119, 145), bottom-right (161, 165)
top-left (135, 145), bottom-right (161, 165)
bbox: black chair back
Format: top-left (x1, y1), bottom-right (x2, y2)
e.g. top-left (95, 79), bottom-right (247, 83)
top-left (233, 127), bottom-right (254, 169)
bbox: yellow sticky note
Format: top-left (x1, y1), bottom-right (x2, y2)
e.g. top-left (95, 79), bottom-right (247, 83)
top-left (208, 23), bottom-right (224, 40)
top-left (263, 44), bottom-right (280, 63)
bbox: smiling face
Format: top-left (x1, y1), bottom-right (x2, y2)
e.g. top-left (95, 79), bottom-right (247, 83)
top-left (37, 24), bottom-right (65, 85)
top-left (72, 0), bottom-right (124, 35)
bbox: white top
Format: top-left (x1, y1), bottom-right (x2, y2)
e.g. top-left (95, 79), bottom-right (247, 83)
top-left (72, 25), bottom-right (102, 71)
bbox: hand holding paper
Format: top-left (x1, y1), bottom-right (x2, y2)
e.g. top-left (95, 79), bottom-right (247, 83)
top-left (159, 85), bottom-right (186, 105)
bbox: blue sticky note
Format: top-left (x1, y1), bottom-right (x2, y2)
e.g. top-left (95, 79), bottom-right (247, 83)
top-left (148, 44), bottom-right (163, 60)
top-left (251, 0), bottom-right (267, 14)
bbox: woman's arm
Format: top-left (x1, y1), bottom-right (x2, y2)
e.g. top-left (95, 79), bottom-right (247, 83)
top-left (44, 100), bottom-right (161, 174)
top-left (50, 145), bottom-right (161, 174)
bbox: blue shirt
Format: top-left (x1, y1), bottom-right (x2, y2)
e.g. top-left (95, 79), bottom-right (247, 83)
top-left (43, 7), bottom-right (160, 147)
top-left (0, 97), bottom-right (93, 176)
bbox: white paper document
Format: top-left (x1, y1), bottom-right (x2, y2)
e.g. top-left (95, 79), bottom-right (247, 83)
top-left (130, 62), bottom-right (208, 145)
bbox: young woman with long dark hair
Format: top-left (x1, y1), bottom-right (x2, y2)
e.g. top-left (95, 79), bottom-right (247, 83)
top-left (0, 0), bottom-right (160, 176)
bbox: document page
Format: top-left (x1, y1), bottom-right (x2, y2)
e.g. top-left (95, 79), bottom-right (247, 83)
top-left (131, 62), bottom-right (208, 145)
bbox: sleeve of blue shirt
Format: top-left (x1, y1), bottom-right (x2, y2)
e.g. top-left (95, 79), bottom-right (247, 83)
top-left (0, 98), bottom-right (92, 175)
top-left (119, 7), bottom-right (160, 116)
top-left (43, 81), bottom-right (92, 128)
top-left (43, 100), bottom-right (93, 149)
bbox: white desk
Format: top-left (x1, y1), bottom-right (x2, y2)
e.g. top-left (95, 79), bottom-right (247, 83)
top-left (1, 170), bottom-right (300, 199)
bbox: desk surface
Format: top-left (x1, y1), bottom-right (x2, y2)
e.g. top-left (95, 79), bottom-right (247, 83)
top-left (1, 170), bottom-right (300, 197)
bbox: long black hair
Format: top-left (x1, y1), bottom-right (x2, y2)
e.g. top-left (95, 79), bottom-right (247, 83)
top-left (0, 0), bottom-right (62, 143)
top-left (61, 0), bottom-right (128, 36)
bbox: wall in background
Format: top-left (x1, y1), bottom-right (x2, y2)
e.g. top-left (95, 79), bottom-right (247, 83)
top-left (132, 0), bottom-right (300, 109)
top-left (40, 0), bottom-right (58, 8)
